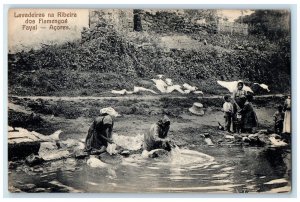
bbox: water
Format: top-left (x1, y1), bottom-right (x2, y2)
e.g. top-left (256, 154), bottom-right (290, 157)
top-left (9, 145), bottom-right (291, 193)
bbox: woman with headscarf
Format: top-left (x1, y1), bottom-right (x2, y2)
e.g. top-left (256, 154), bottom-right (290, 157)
top-left (144, 115), bottom-right (172, 152)
top-left (231, 80), bottom-right (247, 133)
top-left (85, 107), bottom-right (120, 154)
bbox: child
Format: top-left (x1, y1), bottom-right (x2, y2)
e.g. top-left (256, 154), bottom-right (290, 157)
top-left (235, 111), bottom-right (243, 134)
top-left (232, 80), bottom-right (247, 133)
top-left (223, 95), bottom-right (233, 132)
top-left (273, 105), bottom-right (285, 134)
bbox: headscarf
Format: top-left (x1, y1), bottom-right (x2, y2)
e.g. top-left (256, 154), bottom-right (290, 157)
top-left (237, 80), bottom-right (244, 86)
top-left (158, 115), bottom-right (170, 127)
top-left (100, 107), bottom-right (120, 117)
top-left (162, 115), bottom-right (170, 124)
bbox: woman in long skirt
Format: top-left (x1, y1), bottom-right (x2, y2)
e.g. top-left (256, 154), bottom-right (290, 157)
top-left (283, 95), bottom-right (291, 134)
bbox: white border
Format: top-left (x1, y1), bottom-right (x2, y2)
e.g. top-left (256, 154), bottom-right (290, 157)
top-left (1, 0), bottom-right (299, 201)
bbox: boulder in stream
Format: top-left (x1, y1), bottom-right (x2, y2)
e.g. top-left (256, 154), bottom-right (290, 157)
top-left (25, 154), bottom-right (44, 166)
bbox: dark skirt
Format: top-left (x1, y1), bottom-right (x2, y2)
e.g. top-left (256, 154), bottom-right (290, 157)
top-left (85, 122), bottom-right (107, 151)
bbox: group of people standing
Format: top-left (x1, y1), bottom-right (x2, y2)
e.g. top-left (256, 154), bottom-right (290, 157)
top-left (223, 80), bottom-right (258, 134)
top-left (222, 80), bottom-right (291, 135)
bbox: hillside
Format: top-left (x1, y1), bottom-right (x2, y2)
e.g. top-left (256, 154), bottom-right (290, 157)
top-left (8, 13), bottom-right (291, 96)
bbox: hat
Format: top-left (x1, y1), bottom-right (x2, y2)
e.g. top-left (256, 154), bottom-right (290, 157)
top-left (100, 107), bottom-right (121, 117)
top-left (189, 102), bottom-right (205, 116)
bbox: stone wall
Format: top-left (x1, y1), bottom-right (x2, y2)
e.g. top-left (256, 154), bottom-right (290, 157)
top-left (89, 9), bottom-right (134, 32)
top-left (88, 9), bottom-right (220, 35)
top-left (218, 21), bottom-right (248, 35)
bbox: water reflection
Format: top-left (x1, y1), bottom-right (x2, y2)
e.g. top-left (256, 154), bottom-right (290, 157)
top-left (9, 146), bottom-right (291, 193)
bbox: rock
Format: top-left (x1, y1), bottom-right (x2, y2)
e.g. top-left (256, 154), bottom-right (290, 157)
top-left (87, 156), bottom-right (108, 168)
top-left (8, 161), bottom-right (19, 169)
top-left (257, 129), bottom-right (269, 134)
top-left (38, 142), bottom-right (70, 161)
top-left (245, 134), bottom-right (268, 146)
top-left (74, 151), bottom-right (89, 159)
top-left (120, 150), bottom-right (131, 157)
top-left (33, 188), bottom-right (46, 193)
top-left (8, 186), bottom-right (22, 193)
top-left (19, 183), bottom-right (36, 192)
top-left (248, 134), bottom-right (259, 141)
top-left (247, 47), bottom-right (254, 51)
top-left (33, 167), bottom-right (44, 173)
top-left (99, 152), bottom-right (123, 164)
top-left (148, 149), bottom-right (169, 158)
top-left (8, 141), bottom-right (41, 161)
top-left (233, 134), bottom-right (243, 141)
top-left (49, 180), bottom-right (82, 193)
top-left (25, 154), bottom-right (44, 166)
top-left (204, 138), bottom-right (214, 146)
top-left (269, 134), bottom-right (288, 147)
top-left (242, 137), bottom-right (250, 143)
top-left (225, 135), bottom-right (235, 139)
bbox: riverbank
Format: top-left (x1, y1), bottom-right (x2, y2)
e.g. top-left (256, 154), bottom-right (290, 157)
top-left (7, 95), bottom-right (291, 193)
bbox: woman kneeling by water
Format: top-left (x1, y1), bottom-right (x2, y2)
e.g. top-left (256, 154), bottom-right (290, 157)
top-left (143, 115), bottom-right (173, 152)
top-left (85, 107), bottom-right (120, 155)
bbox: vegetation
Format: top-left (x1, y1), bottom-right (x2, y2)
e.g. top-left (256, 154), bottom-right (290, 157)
top-left (8, 10), bottom-right (291, 96)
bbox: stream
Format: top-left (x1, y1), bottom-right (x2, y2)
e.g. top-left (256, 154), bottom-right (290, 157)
top-left (9, 145), bottom-right (291, 193)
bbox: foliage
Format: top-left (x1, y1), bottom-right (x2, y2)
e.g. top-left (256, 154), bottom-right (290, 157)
top-left (235, 10), bottom-right (290, 40)
top-left (8, 11), bottom-right (291, 96)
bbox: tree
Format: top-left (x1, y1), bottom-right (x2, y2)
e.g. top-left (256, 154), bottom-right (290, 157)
top-left (235, 10), bottom-right (290, 40)
top-left (133, 9), bottom-right (143, 32)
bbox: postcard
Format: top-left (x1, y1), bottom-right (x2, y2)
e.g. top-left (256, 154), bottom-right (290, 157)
top-left (7, 8), bottom-right (292, 193)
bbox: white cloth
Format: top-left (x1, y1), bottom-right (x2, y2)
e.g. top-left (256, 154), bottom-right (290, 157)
top-left (223, 102), bottom-right (233, 113)
top-left (100, 107), bottom-right (120, 117)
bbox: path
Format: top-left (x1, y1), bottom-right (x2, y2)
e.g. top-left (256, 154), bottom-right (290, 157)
top-left (10, 94), bottom-right (285, 102)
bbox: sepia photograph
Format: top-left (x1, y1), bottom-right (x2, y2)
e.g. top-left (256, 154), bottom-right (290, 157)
top-left (7, 8), bottom-right (292, 193)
